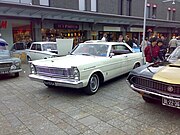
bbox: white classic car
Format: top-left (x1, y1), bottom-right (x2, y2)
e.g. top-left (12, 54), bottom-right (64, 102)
top-left (29, 42), bottom-right (143, 94)
top-left (26, 42), bottom-right (58, 61)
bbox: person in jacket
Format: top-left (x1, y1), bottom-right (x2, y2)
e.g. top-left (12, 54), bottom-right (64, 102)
top-left (169, 36), bottom-right (178, 53)
top-left (157, 39), bottom-right (167, 61)
top-left (144, 37), bottom-right (160, 63)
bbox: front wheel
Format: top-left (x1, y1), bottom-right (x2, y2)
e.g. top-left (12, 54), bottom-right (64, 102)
top-left (84, 74), bottom-right (100, 95)
top-left (14, 72), bottom-right (19, 77)
top-left (142, 95), bottom-right (154, 103)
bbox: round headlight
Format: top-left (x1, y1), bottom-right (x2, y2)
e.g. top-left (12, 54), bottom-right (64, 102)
top-left (10, 65), bottom-right (17, 70)
top-left (15, 62), bottom-right (20, 67)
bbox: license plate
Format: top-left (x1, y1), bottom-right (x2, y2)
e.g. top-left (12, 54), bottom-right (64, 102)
top-left (162, 98), bottom-right (180, 108)
top-left (0, 71), bottom-right (9, 74)
top-left (43, 80), bottom-right (55, 86)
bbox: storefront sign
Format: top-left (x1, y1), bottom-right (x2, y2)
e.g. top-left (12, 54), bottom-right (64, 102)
top-left (54, 23), bottom-right (79, 29)
top-left (0, 20), bottom-right (7, 29)
top-left (130, 27), bottom-right (143, 32)
top-left (103, 26), bottom-right (121, 31)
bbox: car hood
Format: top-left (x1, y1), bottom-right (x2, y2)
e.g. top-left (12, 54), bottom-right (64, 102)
top-left (32, 55), bottom-right (106, 68)
top-left (132, 60), bottom-right (180, 84)
top-left (152, 60), bottom-right (180, 84)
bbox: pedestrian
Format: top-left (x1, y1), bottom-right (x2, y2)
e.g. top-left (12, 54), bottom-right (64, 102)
top-left (0, 33), bottom-right (8, 50)
top-left (101, 33), bottom-right (108, 41)
top-left (140, 37), bottom-right (149, 52)
top-left (144, 37), bottom-right (160, 63)
top-left (117, 35), bottom-right (124, 42)
top-left (157, 39), bottom-right (167, 61)
top-left (160, 35), bottom-right (168, 49)
top-left (169, 36), bottom-right (178, 54)
top-left (125, 35), bottom-right (133, 48)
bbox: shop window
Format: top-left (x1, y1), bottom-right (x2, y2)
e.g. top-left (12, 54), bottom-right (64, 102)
top-left (167, 8), bottom-right (171, 20)
top-left (79, 0), bottom-right (85, 11)
top-left (40, 0), bottom-right (49, 6)
top-left (146, 3), bottom-right (151, 18)
top-left (91, 0), bottom-right (97, 12)
top-left (118, 0), bottom-right (123, 15)
top-left (152, 4), bottom-right (157, 19)
top-left (126, 0), bottom-right (132, 16)
top-left (172, 9), bottom-right (176, 21)
top-left (13, 24), bottom-right (32, 44)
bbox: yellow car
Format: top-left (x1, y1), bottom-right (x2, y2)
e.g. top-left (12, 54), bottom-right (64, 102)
top-left (127, 46), bottom-right (180, 109)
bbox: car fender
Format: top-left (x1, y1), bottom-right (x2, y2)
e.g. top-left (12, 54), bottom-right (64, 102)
top-left (82, 69), bottom-right (105, 87)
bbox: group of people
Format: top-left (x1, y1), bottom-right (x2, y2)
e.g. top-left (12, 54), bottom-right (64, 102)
top-left (142, 36), bottom-right (179, 63)
top-left (101, 33), bottom-right (138, 48)
top-left (101, 33), bottom-right (179, 63)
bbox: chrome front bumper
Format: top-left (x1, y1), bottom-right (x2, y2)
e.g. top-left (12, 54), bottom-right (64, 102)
top-left (29, 74), bottom-right (84, 89)
top-left (0, 69), bottom-right (22, 75)
top-left (130, 84), bottom-right (180, 101)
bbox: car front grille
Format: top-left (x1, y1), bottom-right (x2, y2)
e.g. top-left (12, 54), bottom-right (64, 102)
top-left (131, 76), bottom-right (180, 95)
top-left (0, 63), bottom-right (12, 68)
top-left (36, 66), bottom-right (72, 78)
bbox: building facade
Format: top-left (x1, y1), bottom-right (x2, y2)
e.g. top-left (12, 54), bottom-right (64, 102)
top-left (0, 0), bottom-right (180, 49)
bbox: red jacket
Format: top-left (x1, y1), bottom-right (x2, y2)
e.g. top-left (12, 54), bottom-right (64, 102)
top-left (144, 45), bottom-right (160, 63)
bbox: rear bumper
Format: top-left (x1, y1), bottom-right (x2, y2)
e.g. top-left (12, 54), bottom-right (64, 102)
top-left (29, 74), bottom-right (83, 89)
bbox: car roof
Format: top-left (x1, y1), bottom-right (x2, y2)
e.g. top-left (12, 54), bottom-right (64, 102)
top-left (32, 42), bottom-right (57, 44)
top-left (82, 41), bottom-right (128, 46)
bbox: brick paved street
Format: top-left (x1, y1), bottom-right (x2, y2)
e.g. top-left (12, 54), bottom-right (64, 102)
top-left (0, 64), bottom-right (180, 135)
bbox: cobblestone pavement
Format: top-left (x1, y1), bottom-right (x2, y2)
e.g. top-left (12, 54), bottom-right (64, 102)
top-left (0, 64), bottom-right (180, 135)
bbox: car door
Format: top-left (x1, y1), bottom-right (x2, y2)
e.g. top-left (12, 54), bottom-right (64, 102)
top-left (27, 43), bottom-right (37, 60)
top-left (120, 44), bottom-right (141, 71)
top-left (105, 44), bottom-right (128, 79)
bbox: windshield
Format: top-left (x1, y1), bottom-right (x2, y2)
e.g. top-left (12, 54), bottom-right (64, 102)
top-left (42, 43), bottom-right (57, 51)
top-left (0, 50), bottom-right (10, 58)
top-left (168, 47), bottom-right (180, 62)
top-left (71, 43), bottom-right (109, 57)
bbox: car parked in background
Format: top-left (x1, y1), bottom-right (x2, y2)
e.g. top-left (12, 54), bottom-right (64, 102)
top-left (10, 42), bottom-right (27, 63)
top-left (0, 50), bottom-right (22, 77)
top-left (26, 42), bottom-right (58, 61)
top-left (29, 41), bottom-right (143, 95)
top-left (127, 46), bottom-right (180, 109)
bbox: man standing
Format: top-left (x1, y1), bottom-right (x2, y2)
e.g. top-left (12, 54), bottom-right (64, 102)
top-left (169, 36), bottom-right (178, 54)
top-left (125, 35), bottom-right (133, 48)
top-left (144, 37), bottom-right (160, 63)
top-left (101, 33), bottom-right (108, 41)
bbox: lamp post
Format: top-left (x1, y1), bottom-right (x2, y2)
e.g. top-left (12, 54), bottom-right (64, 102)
top-left (142, 0), bottom-right (147, 64)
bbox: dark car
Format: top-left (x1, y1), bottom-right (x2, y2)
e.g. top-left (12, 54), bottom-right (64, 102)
top-left (0, 50), bottom-right (22, 77)
top-left (127, 46), bottom-right (180, 109)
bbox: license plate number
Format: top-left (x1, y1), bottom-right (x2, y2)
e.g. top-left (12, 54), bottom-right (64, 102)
top-left (43, 80), bottom-right (55, 86)
top-left (162, 98), bottom-right (180, 108)
top-left (0, 71), bottom-right (9, 74)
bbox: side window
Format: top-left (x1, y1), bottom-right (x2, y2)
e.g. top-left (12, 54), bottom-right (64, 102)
top-left (31, 44), bottom-right (36, 50)
top-left (36, 44), bottom-right (42, 51)
top-left (111, 44), bottom-right (131, 55)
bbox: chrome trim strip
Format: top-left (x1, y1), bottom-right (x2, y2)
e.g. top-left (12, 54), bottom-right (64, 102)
top-left (130, 84), bottom-right (180, 101)
top-left (29, 74), bottom-right (83, 89)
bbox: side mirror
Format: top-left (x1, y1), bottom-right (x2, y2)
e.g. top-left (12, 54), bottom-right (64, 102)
top-left (109, 52), bottom-right (115, 58)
